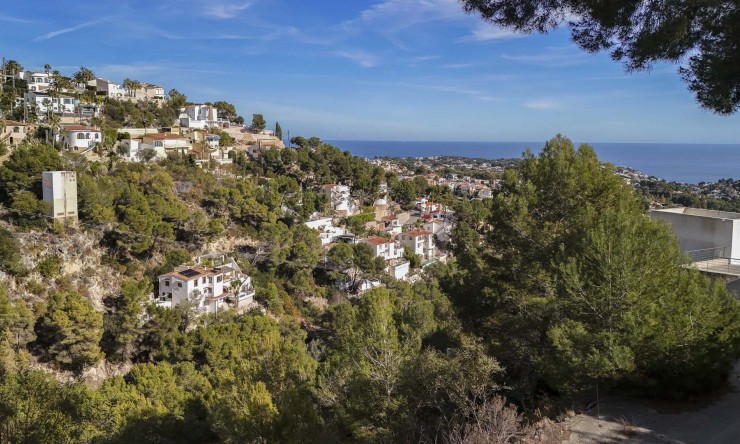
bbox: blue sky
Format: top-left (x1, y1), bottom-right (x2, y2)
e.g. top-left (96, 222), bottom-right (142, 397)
top-left (1, 0), bottom-right (738, 143)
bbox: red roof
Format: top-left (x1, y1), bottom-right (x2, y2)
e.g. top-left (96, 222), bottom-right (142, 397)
top-left (405, 230), bottom-right (432, 237)
top-left (365, 236), bottom-right (393, 245)
top-left (324, 184), bottom-right (337, 188)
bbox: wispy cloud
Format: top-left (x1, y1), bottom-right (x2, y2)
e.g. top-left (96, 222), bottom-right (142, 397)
top-left (334, 50), bottom-right (379, 68)
top-left (523, 99), bottom-right (559, 110)
top-left (410, 83), bottom-right (499, 102)
top-left (502, 47), bottom-right (588, 67)
top-left (202, 1), bottom-right (253, 19)
top-left (341, 0), bottom-right (464, 41)
top-left (442, 63), bottom-right (475, 69)
top-left (0, 13), bottom-right (36, 24)
top-left (33, 18), bottom-right (109, 42)
top-left (464, 23), bottom-right (521, 42)
top-left (409, 55), bottom-right (441, 63)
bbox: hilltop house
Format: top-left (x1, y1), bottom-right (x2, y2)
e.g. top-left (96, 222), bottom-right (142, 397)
top-left (142, 132), bottom-right (192, 156)
top-left (423, 220), bottom-right (452, 244)
top-left (132, 83), bottom-right (165, 101)
top-left (399, 230), bottom-right (435, 260)
top-left (180, 104), bottom-right (221, 129)
top-left (323, 184), bottom-right (355, 216)
top-left (25, 91), bottom-right (79, 115)
top-left (1, 120), bottom-right (27, 147)
top-left (363, 236), bottom-right (404, 261)
top-left (94, 78), bottom-right (127, 98)
top-left (305, 217), bottom-right (349, 246)
top-left (156, 253), bottom-right (255, 314)
top-left (24, 71), bottom-right (51, 91)
top-left (60, 125), bottom-right (102, 152)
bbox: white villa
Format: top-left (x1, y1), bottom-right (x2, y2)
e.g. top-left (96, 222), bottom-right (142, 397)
top-left (156, 253), bottom-right (256, 314)
top-left (94, 78), bottom-right (127, 98)
top-left (324, 184), bottom-right (355, 216)
top-left (60, 125), bottom-right (102, 152)
top-left (25, 91), bottom-right (79, 115)
top-left (305, 217), bottom-right (348, 246)
top-left (24, 72), bottom-right (51, 91)
top-left (180, 104), bottom-right (219, 129)
top-left (423, 220), bottom-right (452, 244)
top-left (399, 230), bottom-right (436, 260)
top-left (363, 236), bottom-right (404, 261)
top-left (132, 83), bottom-right (165, 101)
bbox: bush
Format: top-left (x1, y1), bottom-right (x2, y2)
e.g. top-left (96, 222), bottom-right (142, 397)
top-left (36, 254), bottom-right (63, 279)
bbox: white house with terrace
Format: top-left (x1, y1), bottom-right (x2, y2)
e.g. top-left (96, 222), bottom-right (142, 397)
top-left (25, 91), bottom-right (79, 115)
top-left (323, 184), bottom-right (355, 216)
top-left (305, 217), bottom-right (349, 246)
top-left (180, 104), bottom-right (221, 129)
top-left (94, 78), bottom-right (127, 98)
top-left (60, 125), bottom-right (102, 152)
top-left (363, 236), bottom-right (404, 261)
top-left (23, 71), bottom-right (51, 91)
top-left (399, 230), bottom-right (436, 260)
top-left (156, 253), bottom-right (256, 315)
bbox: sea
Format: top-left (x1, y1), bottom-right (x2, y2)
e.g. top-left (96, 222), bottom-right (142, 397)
top-left (326, 140), bottom-right (740, 185)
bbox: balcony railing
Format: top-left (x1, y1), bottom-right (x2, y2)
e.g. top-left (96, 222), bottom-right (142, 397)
top-left (685, 246), bottom-right (740, 276)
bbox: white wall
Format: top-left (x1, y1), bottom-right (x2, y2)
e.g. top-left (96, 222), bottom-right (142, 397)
top-left (651, 209), bottom-right (737, 257)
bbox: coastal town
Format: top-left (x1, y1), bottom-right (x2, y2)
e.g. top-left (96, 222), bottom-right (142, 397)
top-left (3, 48), bottom-right (740, 443)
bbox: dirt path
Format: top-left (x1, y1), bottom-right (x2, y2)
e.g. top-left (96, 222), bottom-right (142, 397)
top-left (565, 363), bottom-right (740, 443)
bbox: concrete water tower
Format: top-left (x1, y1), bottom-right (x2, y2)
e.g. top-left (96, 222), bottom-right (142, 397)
top-left (42, 171), bottom-right (78, 222)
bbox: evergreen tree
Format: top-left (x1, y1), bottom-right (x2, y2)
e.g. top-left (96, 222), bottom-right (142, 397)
top-left (34, 291), bottom-right (104, 372)
top-left (275, 122), bottom-right (283, 140)
top-left (447, 135), bottom-right (740, 396)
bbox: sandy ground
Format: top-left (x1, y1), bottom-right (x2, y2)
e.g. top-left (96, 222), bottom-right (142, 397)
top-left (565, 362), bottom-right (740, 444)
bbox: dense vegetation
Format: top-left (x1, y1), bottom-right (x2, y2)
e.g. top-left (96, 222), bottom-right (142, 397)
top-left (1, 134), bottom-right (739, 442)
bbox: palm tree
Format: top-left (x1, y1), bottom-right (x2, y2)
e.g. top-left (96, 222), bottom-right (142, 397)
top-left (4, 60), bottom-right (23, 90)
top-left (130, 80), bottom-right (142, 99)
top-left (72, 66), bottom-right (95, 86)
top-left (122, 78), bottom-right (133, 97)
top-left (43, 64), bottom-right (51, 74)
top-left (48, 113), bottom-right (61, 146)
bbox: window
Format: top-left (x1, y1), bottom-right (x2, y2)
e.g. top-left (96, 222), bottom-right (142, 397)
top-left (95, 133), bottom-right (99, 139)
top-left (86, 133), bottom-right (91, 139)
top-left (154, 141), bottom-right (163, 147)
top-left (77, 133), bottom-right (85, 139)
top-left (177, 282), bottom-right (182, 288)
top-left (13, 127), bottom-right (19, 133)
top-left (165, 280), bottom-right (170, 287)
top-left (217, 276), bottom-right (223, 283)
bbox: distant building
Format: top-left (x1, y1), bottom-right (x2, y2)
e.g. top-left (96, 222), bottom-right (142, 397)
top-left (42, 171), bottom-right (77, 221)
